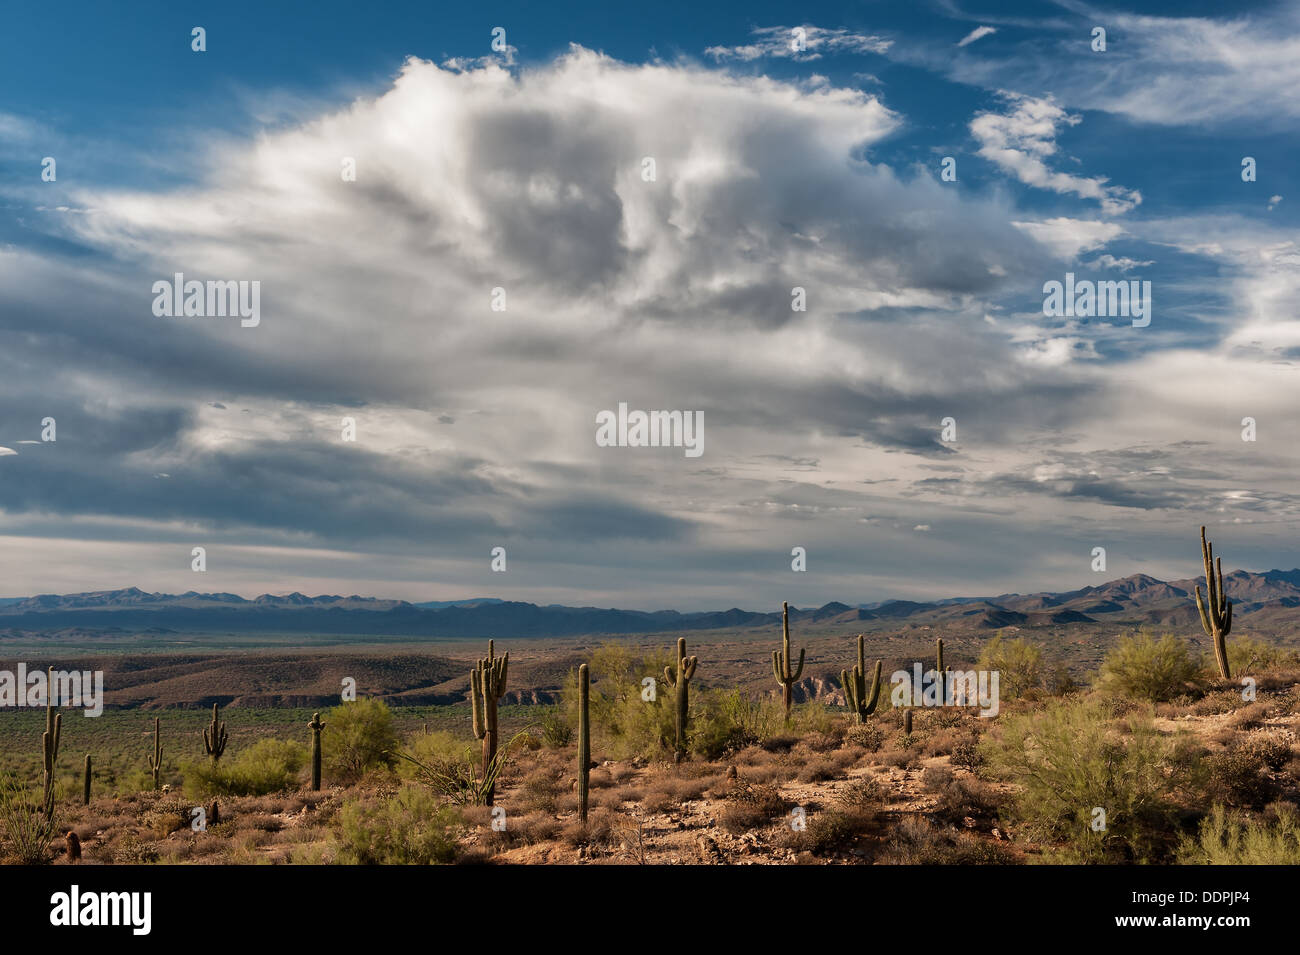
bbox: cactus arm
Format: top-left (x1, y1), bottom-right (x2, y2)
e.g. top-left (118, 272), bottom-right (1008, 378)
top-left (791, 647), bottom-right (805, 682)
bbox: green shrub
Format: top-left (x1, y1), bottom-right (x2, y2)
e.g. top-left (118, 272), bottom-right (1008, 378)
top-left (0, 774), bottom-right (57, 864)
top-left (538, 707), bottom-right (573, 748)
top-left (184, 738), bottom-right (307, 798)
top-left (334, 786), bottom-right (462, 864)
top-left (1098, 632), bottom-right (1203, 702)
top-left (977, 634), bottom-right (1043, 699)
top-left (325, 698), bottom-right (399, 782)
top-left (1228, 638), bottom-right (1299, 676)
top-left (395, 730), bottom-right (471, 779)
top-left (981, 699), bottom-right (1199, 863)
top-left (1177, 803), bottom-right (1300, 864)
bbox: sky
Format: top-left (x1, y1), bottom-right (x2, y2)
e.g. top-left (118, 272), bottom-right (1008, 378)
top-left (0, 0), bottom-right (1298, 610)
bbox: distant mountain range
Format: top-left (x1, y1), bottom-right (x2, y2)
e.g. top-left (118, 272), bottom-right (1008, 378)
top-left (4, 570), bottom-right (1300, 640)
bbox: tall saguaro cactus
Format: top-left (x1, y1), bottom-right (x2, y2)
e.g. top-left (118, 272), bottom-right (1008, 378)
top-left (841, 633), bottom-right (883, 723)
top-left (577, 663), bottom-right (590, 822)
top-left (1195, 525), bottom-right (1234, 680)
top-left (203, 703), bottom-right (228, 763)
top-left (663, 637), bottom-right (698, 764)
top-left (773, 602), bottom-right (806, 724)
top-left (83, 754), bottom-right (92, 806)
top-left (307, 712), bottom-right (325, 791)
top-left (147, 717), bottom-right (163, 790)
top-left (42, 667), bottom-right (62, 820)
top-left (471, 639), bottom-right (509, 805)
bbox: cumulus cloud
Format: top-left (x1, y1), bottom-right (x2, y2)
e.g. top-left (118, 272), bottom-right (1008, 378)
top-left (0, 47), bottom-right (1295, 606)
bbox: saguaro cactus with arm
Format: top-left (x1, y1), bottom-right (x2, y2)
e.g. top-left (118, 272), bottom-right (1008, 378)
top-left (1195, 525), bottom-right (1234, 680)
top-left (663, 637), bottom-right (698, 763)
top-left (841, 633), bottom-right (883, 723)
top-left (42, 668), bottom-right (62, 820)
top-left (773, 602), bottom-right (806, 724)
top-left (471, 639), bottom-right (509, 805)
top-left (203, 703), bottom-right (228, 763)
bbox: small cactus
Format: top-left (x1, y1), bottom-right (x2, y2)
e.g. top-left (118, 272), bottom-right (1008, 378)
top-left (147, 717), bottom-right (163, 790)
top-left (470, 639), bottom-right (509, 805)
top-left (663, 637), bottom-right (698, 763)
top-left (82, 754), bottom-right (92, 806)
top-left (1195, 526), bottom-right (1234, 680)
top-left (307, 712), bottom-right (325, 791)
top-left (903, 708), bottom-right (914, 735)
top-left (203, 703), bottom-right (228, 763)
top-left (772, 602), bottom-right (806, 724)
top-left (41, 667), bottom-right (62, 820)
top-left (577, 663), bottom-right (590, 822)
top-left (840, 634), bottom-right (883, 723)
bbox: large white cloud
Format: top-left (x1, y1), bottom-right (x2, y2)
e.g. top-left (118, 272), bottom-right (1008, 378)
top-left (0, 47), bottom-right (1295, 607)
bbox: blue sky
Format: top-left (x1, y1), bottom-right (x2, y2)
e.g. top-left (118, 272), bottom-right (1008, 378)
top-left (1, 1), bottom-right (1298, 608)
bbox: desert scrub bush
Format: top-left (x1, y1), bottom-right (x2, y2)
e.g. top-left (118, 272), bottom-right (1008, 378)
top-left (689, 688), bottom-right (763, 759)
top-left (981, 699), bottom-right (1200, 863)
top-left (325, 698), bottom-right (400, 783)
top-left (537, 706), bottom-right (573, 748)
top-left (781, 799), bottom-right (877, 856)
top-left (395, 730), bottom-right (469, 778)
top-left (1177, 803), bottom-right (1300, 864)
top-left (397, 731), bottom-right (528, 806)
top-left (334, 785), bottom-right (461, 864)
top-left (562, 643), bottom-right (676, 760)
top-left (1097, 632), bottom-right (1203, 702)
top-left (0, 773), bottom-right (57, 864)
top-left (845, 723), bottom-right (884, 752)
top-left (183, 738), bottom-right (307, 798)
top-left (1203, 743), bottom-right (1281, 808)
top-left (950, 738), bottom-right (985, 773)
top-left (560, 807), bottom-right (618, 848)
top-left (977, 633), bottom-right (1043, 699)
top-left (141, 795), bottom-right (191, 838)
top-left (517, 766), bottom-right (563, 813)
top-left (877, 817), bottom-right (1017, 865)
top-left (719, 782), bottom-right (790, 833)
top-left (1228, 638), bottom-right (1299, 677)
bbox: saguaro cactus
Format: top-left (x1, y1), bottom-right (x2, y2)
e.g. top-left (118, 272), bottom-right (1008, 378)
top-left (471, 639), bottom-right (509, 805)
top-left (663, 637), bottom-right (698, 763)
top-left (307, 712), bottom-right (325, 791)
top-left (82, 754), bottom-right (92, 806)
top-left (903, 708), bottom-right (914, 735)
top-left (42, 667), bottom-right (62, 820)
top-left (772, 602), bottom-right (806, 723)
top-left (147, 717), bottom-right (163, 790)
top-left (1195, 526), bottom-right (1234, 680)
top-left (840, 634), bottom-right (883, 723)
top-left (203, 703), bottom-right (228, 763)
top-left (936, 638), bottom-right (950, 705)
top-left (577, 663), bottom-right (590, 822)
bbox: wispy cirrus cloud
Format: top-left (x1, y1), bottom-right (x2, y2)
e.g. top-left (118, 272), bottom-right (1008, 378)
top-left (957, 25), bottom-right (997, 47)
top-left (706, 25), bottom-right (892, 62)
